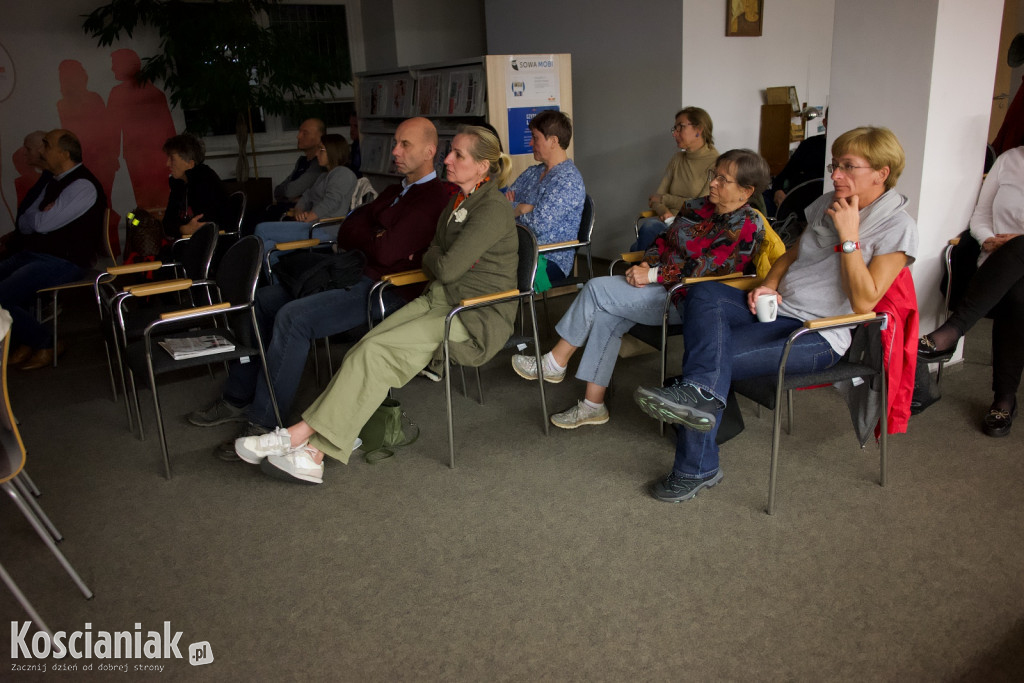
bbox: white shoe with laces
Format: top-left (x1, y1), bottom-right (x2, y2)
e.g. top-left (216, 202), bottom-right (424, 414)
top-left (550, 401), bottom-right (609, 429)
top-left (511, 353), bottom-right (565, 383)
top-left (235, 427), bottom-right (293, 464)
top-left (260, 438), bottom-right (362, 485)
top-left (262, 445), bottom-right (325, 484)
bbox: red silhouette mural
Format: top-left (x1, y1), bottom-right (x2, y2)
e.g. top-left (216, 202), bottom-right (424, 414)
top-left (57, 59), bottom-right (121, 252)
top-left (107, 49), bottom-right (176, 211)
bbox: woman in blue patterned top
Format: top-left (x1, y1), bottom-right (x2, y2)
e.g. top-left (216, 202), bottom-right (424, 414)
top-left (505, 110), bottom-right (586, 283)
top-left (511, 149), bottom-right (769, 431)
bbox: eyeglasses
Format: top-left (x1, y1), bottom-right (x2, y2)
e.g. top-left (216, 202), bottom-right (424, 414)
top-left (672, 123), bottom-right (696, 133)
top-left (827, 162), bottom-right (872, 174)
top-left (707, 169), bottom-right (738, 186)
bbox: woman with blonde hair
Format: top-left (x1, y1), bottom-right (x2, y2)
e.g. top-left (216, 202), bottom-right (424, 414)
top-left (235, 125), bottom-right (519, 484)
top-left (634, 127), bottom-right (918, 503)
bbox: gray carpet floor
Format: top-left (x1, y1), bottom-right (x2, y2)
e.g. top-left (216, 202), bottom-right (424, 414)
top-left (1, 288), bottom-right (1022, 682)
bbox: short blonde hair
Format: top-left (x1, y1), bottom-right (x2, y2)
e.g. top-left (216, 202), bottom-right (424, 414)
top-left (456, 124), bottom-right (512, 187)
top-left (832, 126), bottom-right (905, 190)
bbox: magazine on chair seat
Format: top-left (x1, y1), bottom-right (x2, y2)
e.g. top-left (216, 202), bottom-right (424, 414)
top-left (158, 335), bottom-right (235, 360)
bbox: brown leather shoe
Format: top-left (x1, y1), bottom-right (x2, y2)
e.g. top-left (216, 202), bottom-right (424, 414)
top-left (19, 343), bottom-right (65, 370)
top-left (8, 345), bottom-right (32, 366)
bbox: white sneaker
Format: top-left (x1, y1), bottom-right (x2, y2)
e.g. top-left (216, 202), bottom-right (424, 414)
top-left (511, 353), bottom-right (565, 383)
top-left (550, 401), bottom-right (610, 429)
top-left (261, 445), bottom-right (324, 485)
top-left (235, 427), bottom-right (293, 464)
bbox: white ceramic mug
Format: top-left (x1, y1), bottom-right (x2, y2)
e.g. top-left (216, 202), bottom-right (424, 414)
top-left (755, 293), bottom-right (778, 322)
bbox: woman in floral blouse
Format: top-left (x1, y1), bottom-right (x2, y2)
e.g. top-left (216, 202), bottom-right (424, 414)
top-left (505, 110), bottom-right (586, 285)
top-left (511, 149), bottom-right (769, 430)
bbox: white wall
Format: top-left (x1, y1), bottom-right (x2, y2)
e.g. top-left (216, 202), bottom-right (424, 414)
top-left (682, 0), bottom-right (836, 153)
top-left (830, 0), bottom-right (1003, 338)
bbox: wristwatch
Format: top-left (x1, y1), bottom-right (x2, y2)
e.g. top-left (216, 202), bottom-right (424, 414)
top-left (835, 240), bottom-right (860, 253)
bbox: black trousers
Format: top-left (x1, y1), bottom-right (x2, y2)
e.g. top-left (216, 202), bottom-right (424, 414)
top-left (949, 235), bottom-right (1024, 396)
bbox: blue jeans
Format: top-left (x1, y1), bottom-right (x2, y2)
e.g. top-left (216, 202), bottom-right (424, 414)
top-left (556, 275), bottom-right (679, 387)
top-left (671, 282), bottom-right (840, 478)
top-left (0, 251), bottom-right (83, 348)
top-left (221, 278), bottom-right (405, 428)
top-left (631, 217), bottom-right (668, 252)
top-left (254, 221), bottom-right (340, 268)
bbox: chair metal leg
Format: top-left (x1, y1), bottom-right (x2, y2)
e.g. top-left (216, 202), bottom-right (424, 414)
top-left (0, 561), bottom-right (52, 638)
top-left (13, 476), bottom-right (62, 541)
top-left (3, 482), bottom-right (93, 599)
top-left (311, 339), bottom-right (321, 386)
top-left (473, 367), bottom-right (484, 405)
top-left (528, 300), bottom-right (549, 435)
top-left (19, 470), bottom-right (41, 497)
top-left (766, 383), bottom-right (786, 516)
top-left (127, 369), bottom-right (145, 440)
top-left (144, 359), bottom-right (173, 479)
top-left (879, 359), bottom-right (888, 487)
top-left (51, 291), bottom-right (59, 368)
top-left (443, 352), bottom-right (456, 470)
top-left (786, 389), bottom-right (794, 435)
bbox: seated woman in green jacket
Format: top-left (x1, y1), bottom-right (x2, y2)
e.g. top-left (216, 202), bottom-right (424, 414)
top-left (233, 125), bottom-right (519, 485)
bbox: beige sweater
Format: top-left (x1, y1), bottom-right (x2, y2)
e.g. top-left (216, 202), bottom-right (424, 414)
top-left (651, 144), bottom-right (718, 216)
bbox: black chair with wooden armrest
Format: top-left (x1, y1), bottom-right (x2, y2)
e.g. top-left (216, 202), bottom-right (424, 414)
top-left (262, 215), bottom-right (346, 280)
top-left (537, 194), bottom-right (595, 328)
top-left (368, 225), bottom-right (548, 468)
top-left (731, 312), bottom-right (889, 515)
top-left (122, 236), bottom-right (282, 478)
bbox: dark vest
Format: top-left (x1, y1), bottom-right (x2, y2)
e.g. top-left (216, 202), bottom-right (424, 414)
top-left (23, 165), bottom-right (106, 268)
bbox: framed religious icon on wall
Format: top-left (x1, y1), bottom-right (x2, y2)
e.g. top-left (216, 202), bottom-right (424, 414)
top-left (726, 0), bottom-right (763, 37)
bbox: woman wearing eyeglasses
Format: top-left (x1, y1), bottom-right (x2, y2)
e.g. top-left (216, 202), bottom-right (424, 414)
top-left (511, 149), bottom-right (769, 430)
top-left (632, 107), bottom-right (719, 251)
top-left (254, 133), bottom-right (357, 259)
top-left (633, 127), bottom-right (919, 503)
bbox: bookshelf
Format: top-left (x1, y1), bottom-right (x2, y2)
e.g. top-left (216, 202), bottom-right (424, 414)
top-left (355, 55), bottom-right (573, 184)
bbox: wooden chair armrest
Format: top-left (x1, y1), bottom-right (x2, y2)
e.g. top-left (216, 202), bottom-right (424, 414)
top-left (460, 289), bottom-right (520, 307)
top-left (803, 311), bottom-right (878, 330)
top-left (538, 240), bottom-right (581, 251)
top-left (679, 272), bottom-right (751, 285)
top-left (620, 251), bottom-right (645, 263)
top-left (159, 302), bottom-right (231, 321)
top-left (107, 262), bottom-right (164, 275)
top-left (382, 270), bottom-right (428, 286)
top-left (311, 216), bottom-right (346, 229)
top-left (274, 238), bottom-right (322, 251)
top-left (949, 236), bottom-right (961, 246)
top-left (124, 278), bottom-right (193, 296)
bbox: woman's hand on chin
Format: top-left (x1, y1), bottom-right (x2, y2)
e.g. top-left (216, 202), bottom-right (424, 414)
top-left (826, 194), bottom-right (860, 241)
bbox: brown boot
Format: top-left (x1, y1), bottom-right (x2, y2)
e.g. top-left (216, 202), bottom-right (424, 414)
top-left (19, 342), bottom-right (65, 370)
top-left (8, 345), bottom-right (32, 366)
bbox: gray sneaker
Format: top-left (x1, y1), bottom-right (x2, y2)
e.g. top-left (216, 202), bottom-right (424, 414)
top-left (511, 353), bottom-right (565, 383)
top-left (633, 382), bottom-right (723, 431)
top-left (550, 401), bottom-right (609, 429)
top-left (188, 398), bottom-right (249, 427)
top-left (216, 422), bottom-right (270, 462)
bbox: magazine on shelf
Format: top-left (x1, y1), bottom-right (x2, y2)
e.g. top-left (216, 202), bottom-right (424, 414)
top-left (158, 335), bottom-right (235, 360)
